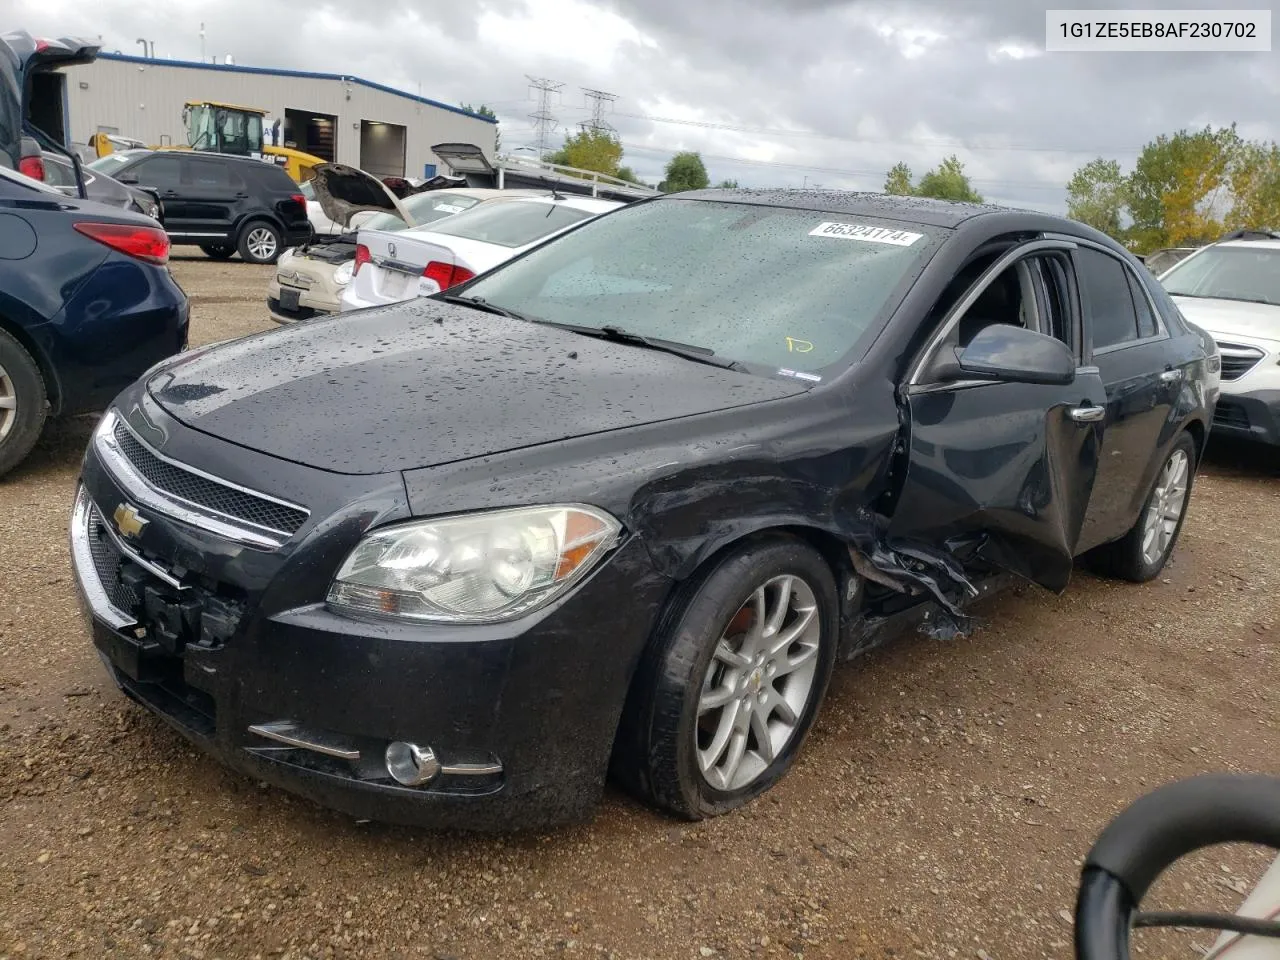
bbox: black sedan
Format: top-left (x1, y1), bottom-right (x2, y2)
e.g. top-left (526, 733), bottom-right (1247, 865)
top-left (70, 191), bottom-right (1216, 829)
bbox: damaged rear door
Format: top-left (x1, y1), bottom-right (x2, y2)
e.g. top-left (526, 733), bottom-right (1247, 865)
top-left (887, 239), bottom-right (1107, 593)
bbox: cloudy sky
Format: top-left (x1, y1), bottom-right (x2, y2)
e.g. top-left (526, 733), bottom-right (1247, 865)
top-left (10, 0), bottom-right (1279, 210)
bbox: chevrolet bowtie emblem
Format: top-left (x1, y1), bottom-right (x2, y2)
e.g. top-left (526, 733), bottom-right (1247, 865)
top-left (387, 242), bottom-right (396, 257)
top-left (113, 503), bottom-right (148, 539)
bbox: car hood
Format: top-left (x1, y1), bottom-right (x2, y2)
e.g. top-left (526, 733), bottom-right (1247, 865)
top-left (146, 300), bottom-right (806, 475)
top-left (1171, 296), bottom-right (1280, 345)
top-left (308, 162), bottom-right (416, 229)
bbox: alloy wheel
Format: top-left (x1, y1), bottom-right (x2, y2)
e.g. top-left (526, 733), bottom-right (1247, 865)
top-left (0, 361), bottom-right (16, 444)
top-left (246, 227), bottom-right (278, 262)
top-left (695, 574), bottom-right (822, 792)
top-left (1140, 448), bottom-right (1190, 567)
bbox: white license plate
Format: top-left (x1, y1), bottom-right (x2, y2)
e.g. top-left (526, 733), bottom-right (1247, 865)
top-left (379, 269), bottom-right (413, 300)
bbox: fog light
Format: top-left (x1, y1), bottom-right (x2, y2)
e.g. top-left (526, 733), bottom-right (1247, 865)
top-left (384, 741), bottom-right (441, 787)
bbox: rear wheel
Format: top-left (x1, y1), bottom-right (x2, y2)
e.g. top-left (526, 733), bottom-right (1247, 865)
top-left (199, 243), bottom-right (236, 260)
top-left (0, 329), bottom-right (48, 478)
top-left (614, 538), bottom-right (839, 819)
top-left (1091, 432), bottom-right (1197, 582)
top-left (236, 221), bottom-right (282, 264)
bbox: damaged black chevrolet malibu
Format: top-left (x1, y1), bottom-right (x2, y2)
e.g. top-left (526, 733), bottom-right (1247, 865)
top-left (71, 191), bottom-right (1218, 829)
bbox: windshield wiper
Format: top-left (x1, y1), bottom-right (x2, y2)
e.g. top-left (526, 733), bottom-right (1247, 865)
top-left (436, 294), bottom-right (534, 323)
top-left (536, 321), bottom-right (744, 371)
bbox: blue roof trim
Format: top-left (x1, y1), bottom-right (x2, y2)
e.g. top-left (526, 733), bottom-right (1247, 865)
top-left (93, 52), bottom-right (498, 124)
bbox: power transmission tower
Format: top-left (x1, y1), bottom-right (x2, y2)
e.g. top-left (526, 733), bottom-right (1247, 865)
top-left (579, 88), bottom-right (619, 135)
top-left (526, 76), bottom-right (564, 159)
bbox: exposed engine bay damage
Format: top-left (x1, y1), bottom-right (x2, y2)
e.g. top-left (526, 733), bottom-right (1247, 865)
top-left (847, 537), bottom-right (981, 639)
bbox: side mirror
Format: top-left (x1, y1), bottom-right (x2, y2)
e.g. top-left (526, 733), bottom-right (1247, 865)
top-left (117, 174), bottom-right (139, 185)
top-left (956, 324), bottom-right (1075, 386)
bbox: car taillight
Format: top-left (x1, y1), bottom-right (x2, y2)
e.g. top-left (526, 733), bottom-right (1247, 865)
top-left (290, 193), bottom-right (306, 210)
top-left (73, 222), bottom-right (170, 265)
top-left (18, 155), bottom-right (45, 181)
top-left (353, 243), bottom-right (371, 275)
top-left (422, 261), bottom-right (476, 291)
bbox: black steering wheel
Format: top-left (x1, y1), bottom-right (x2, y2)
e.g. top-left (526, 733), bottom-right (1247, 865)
top-left (1076, 774), bottom-right (1280, 960)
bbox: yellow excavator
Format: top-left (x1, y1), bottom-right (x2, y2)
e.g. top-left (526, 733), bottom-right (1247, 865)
top-left (89, 101), bottom-right (325, 183)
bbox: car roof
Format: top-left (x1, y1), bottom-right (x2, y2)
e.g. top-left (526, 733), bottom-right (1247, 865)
top-left (1216, 238), bottom-right (1280, 250)
top-left (673, 188), bottom-right (1023, 229)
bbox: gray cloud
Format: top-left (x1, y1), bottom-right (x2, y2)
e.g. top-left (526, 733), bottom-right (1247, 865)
top-left (13, 0), bottom-right (1277, 210)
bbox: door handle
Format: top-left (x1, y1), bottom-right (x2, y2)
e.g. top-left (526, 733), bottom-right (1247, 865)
top-left (1159, 368), bottom-right (1183, 383)
top-left (1069, 405), bottom-right (1106, 423)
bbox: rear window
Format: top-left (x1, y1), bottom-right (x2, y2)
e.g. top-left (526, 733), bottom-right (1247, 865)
top-left (363, 192), bottom-right (483, 233)
top-left (246, 161), bottom-right (300, 193)
top-left (427, 200), bottom-right (593, 248)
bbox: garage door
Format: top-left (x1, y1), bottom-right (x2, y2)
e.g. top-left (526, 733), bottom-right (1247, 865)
top-left (359, 120), bottom-right (406, 178)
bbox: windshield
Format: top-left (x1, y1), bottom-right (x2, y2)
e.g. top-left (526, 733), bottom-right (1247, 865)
top-left (1161, 245), bottom-right (1280, 307)
top-left (461, 198), bottom-right (940, 375)
top-left (427, 200), bottom-right (595, 248)
top-left (88, 153), bottom-right (130, 174)
top-left (363, 191), bottom-right (483, 232)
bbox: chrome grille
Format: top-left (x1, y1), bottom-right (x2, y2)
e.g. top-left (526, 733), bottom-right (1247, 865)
top-left (1215, 341), bottom-right (1265, 382)
top-left (112, 419), bottom-right (308, 536)
top-left (86, 503), bottom-right (141, 614)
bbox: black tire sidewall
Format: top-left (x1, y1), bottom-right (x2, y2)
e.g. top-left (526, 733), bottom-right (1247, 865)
top-left (237, 221), bottom-right (283, 264)
top-left (0, 330), bottom-right (47, 478)
top-left (647, 538), bottom-right (839, 819)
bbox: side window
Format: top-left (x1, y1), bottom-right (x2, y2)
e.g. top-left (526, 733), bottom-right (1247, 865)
top-left (185, 158), bottom-right (232, 188)
top-left (1030, 255), bottom-right (1076, 353)
top-left (1126, 270), bottom-right (1159, 338)
top-left (1076, 247), bottom-right (1140, 350)
top-left (132, 155), bottom-right (182, 188)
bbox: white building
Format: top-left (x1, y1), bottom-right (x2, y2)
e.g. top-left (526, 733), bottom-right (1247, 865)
top-left (54, 53), bottom-right (496, 179)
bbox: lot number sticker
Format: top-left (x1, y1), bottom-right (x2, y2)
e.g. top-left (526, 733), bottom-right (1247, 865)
top-left (809, 222), bottom-right (923, 246)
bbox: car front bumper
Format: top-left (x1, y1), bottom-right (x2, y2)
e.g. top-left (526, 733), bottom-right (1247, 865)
top-left (267, 266), bottom-right (344, 324)
top-left (70, 407), bottom-right (671, 830)
top-left (1212, 389), bottom-right (1280, 446)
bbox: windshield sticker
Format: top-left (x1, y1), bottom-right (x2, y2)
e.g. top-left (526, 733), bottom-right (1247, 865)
top-left (778, 368), bottom-right (823, 382)
top-left (435, 203), bottom-right (466, 214)
top-left (809, 222), bottom-right (923, 246)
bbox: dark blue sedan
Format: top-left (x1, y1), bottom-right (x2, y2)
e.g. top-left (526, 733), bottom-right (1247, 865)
top-left (0, 164), bottom-right (188, 475)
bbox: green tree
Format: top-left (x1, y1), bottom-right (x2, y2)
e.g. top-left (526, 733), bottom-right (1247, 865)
top-left (461, 103), bottom-right (500, 154)
top-left (616, 165), bottom-right (641, 184)
top-left (883, 161), bottom-right (914, 196)
top-left (716, 178), bottom-right (740, 189)
top-left (1127, 125), bottom-right (1240, 252)
top-left (915, 155), bottom-right (983, 203)
top-left (545, 129), bottom-right (624, 177)
top-left (660, 152), bottom-right (710, 193)
top-left (1227, 141), bottom-right (1280, 232)
top-left (1065, 157), bottom-right (1128, 237)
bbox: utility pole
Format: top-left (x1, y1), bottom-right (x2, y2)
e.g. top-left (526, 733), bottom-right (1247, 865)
top-left (579, 88), bottom-right (618, 135)
top-left (200, 23), bottom-right (205, 62)
top-left (526, 76), bottom-right (563, 160)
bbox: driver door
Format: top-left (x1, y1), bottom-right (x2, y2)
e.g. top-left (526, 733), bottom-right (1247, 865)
top-left (886, 240), bottom-right (1108, 593)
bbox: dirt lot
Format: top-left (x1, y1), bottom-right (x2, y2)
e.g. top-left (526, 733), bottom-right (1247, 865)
top-left (2, 254), bottom-right (1278, 960)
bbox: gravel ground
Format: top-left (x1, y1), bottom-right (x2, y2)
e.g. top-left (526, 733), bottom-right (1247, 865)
top-left (2, 255), bottom-right (1278, 960)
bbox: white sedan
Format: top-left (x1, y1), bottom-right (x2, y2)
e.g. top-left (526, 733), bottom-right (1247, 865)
top-left (340, 195), bottom-right (621, 311)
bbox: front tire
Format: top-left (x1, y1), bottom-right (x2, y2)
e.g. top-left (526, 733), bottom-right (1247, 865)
top-left (1092, 432), bottom-right (1197, 583)
top-left (615, 538), bottom-right (839, 819)
top-left (236, 221), bottom-right (283, 264)
top-left (0, 329), bottom-right (48, 478)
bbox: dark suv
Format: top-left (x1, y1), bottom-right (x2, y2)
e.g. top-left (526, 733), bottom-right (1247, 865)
top-left (103, 150), bottom-right (310, 263)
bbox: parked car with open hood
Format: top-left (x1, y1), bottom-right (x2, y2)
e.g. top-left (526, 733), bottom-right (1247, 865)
top-left (1159, 229), bottom-right (1280, 446)
top-left (340, 194), bottom-right (621, 310)
top-left (268, 163), bottom-right (539, 322)
top-left (71, 191), bottom-right (1212, 830)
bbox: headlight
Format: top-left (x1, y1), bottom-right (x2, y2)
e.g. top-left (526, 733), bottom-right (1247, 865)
top-left (333, 260), bottom-right (353, 285)
top-left (326, 504), bottom-right (622, 623)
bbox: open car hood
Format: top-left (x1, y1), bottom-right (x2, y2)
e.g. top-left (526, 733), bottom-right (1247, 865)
top-left (308, 162), bottom-right (417, 229)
